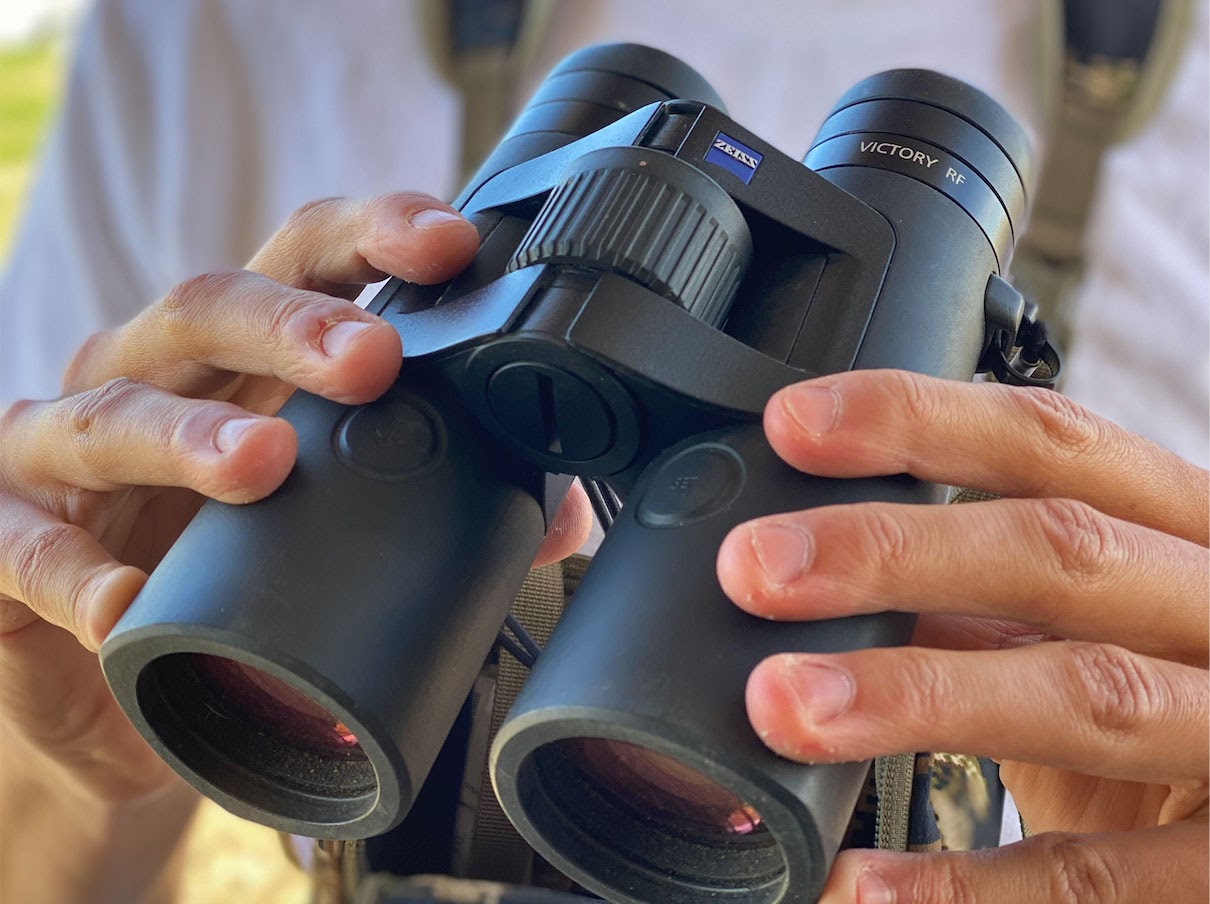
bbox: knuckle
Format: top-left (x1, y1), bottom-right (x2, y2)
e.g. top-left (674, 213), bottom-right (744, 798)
top-left (920, 857), bottom-right (981, 904)
top-left (157, 271), bottom-right (244, 340)
top-left (257, 198), bottom-right (347, 285)
top-left (1066, 643), bottom-right (1163, 740)
top-left (0, 398), bottom-right (37, 438)
top-left (894, 650), bottom-right (956, 730)
top-left (65, 378), bottom-right (144, 448)
top-left (1036, 498), bottom-right (1120, 583)
top-left (163, 401), bottom-right (205, 458)
top-left (1014, 388), bottom-right (1103, 464)
top-left (279, 196), bottom-right (345, 240)
top-left (860, 507), bottom-right (912, 573)
top-left (886, 370), bottom-right (941, 429)
top-left (159, 271), bottom-right (243, 317)
top-left (1036, 833), bottom-right (1121, 903)
top-left (263, 290), bottom-right (315, 347)
top-left (10, 522), bottom-right (80, 607)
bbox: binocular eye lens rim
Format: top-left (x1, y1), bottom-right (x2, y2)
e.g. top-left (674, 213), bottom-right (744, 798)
top-left (133, 651), bottom-right (386, 831)
top-left (564, 737), bottom-right (765, 837)
top-left (191, 655), bottom-right (365, 756)
top-left (505, 735), bottom-right (792, 903)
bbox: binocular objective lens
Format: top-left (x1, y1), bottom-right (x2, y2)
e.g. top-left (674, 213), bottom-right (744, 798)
top-left (133, 651), bottom-right (378, 827)
top-left (191, 655), bottom-right (363, 758)
top-left (562, 737), bottom-right (764, 837)
top-left (520, 737), bottom-right (785, 895)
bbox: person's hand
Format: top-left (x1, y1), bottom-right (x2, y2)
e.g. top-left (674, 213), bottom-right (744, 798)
top-left (717, 369), bottom-right (1208, 902)
top-left (0, 193), bottom-right (593, 806)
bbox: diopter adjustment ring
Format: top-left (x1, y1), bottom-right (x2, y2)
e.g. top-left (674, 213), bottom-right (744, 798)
top-left (507, 147), bottom-right (753, 327)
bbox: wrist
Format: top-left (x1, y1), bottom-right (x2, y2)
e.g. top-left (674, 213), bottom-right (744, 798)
top-left (1, 722), bottom-right (199, 904)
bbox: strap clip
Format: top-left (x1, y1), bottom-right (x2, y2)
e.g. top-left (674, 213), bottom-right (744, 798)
top-left (980, 274), bottom-right (1063, 390)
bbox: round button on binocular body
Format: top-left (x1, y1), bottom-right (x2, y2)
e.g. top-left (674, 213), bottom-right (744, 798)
top-left (334, 392), bottom-right (445, 481)
top-left (637, 443), bottom-right (747, 528)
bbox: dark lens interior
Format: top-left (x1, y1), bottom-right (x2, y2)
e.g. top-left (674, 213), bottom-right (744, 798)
top-left (136, 653), bottom-right (377, 825)
top-left (521, 738), bottom-right (786, 900)
top-left (564, 737), bottom-right (763, 836)
top-left (191, 655), bottom-right (362, 757)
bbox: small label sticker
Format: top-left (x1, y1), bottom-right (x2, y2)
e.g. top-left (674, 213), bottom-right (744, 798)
top-left (705, 132), bottom-right (763, 183)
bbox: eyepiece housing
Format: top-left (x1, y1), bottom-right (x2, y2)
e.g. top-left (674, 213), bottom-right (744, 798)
top-left (806, 68), bottom-right (1030, 268)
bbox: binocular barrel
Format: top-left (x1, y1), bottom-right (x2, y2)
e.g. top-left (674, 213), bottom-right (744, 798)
top-left (101, 378), bottom-right (552, 836)
top-left (101, 43), bottom-right (1033, 903)
top-left (100, 44), bottom-right (728, 840)
top-left (489, 66), bottom-right (1031, 904)
top-left (462, 43), bottom-right (725, 201)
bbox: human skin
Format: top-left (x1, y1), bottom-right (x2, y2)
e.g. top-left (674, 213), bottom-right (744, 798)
top-left (1, 193), bottom-right (1205, 902)
top-left (716, 370), bottom-right (1209, 902)
top-left (0, 194), bottom-right (591, 904)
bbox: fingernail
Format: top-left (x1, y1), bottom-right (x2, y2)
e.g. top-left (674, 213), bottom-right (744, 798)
top-left (215, 417), bottom-right (259, 453)
top-left (408, 207), bottom-right (464, 229)
top-left (320, 320), bottom-right (373, 357)
top-left (749, 523), bottom-right (812, 586)
top-left (780, 385), bottom-right (839, 437)
top-left (83, 566), bottom-right (147, 651)
top-left (782, 657), bottom-right (854, 724)
top-left (857, 867), bottom-right (895, 904)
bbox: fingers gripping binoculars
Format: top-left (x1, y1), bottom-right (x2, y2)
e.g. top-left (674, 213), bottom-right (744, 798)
top-left (102, 44), bottom-right (1049, 903)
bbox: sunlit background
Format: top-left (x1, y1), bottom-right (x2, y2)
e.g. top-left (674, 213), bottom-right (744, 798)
top-left (0, 1), bottom-right (78, 257)
top-left (0, 2), bottom-right (311, 900)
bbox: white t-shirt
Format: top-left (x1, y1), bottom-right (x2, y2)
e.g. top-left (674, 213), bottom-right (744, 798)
top-left (2, 0), bottom-right (1206, 469)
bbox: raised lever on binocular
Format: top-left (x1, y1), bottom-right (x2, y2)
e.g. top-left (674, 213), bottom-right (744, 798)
top-left (982, 272), bottom-right (1063, 388)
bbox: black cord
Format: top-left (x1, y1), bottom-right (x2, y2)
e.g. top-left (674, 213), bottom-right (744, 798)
top-left (495, 629), bottom-right (534, 668)
top-left (601, 481), bottom-right (622, 519)
top-left (504, 612), bottom-right (542, 661)
top-left (586, 477), bottom-right (621, 525)
top-left (584, 478), bottom-right (615, 529)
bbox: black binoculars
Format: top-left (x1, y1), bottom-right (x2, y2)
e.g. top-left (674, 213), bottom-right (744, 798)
top-left (101, 43), bottom-right (1052, 904)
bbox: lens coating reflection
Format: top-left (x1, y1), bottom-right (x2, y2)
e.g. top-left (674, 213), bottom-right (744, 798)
top-left (561, 737), bottom-right (764, 837)
top-left (135, 652), bottom-right (378, 827)
top-left (190, 654), bottom-right (365, 760)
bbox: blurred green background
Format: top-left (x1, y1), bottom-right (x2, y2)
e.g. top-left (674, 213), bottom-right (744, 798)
top-left (0, 37), bottom-right (61, 257)
top-left (0, 22), bottom-right (311, 904)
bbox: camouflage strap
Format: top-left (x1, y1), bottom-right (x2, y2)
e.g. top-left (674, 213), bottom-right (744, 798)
top-left (873, 753), bottom-right (917, 852)
top-left (914, 489), bottom-right (1009, 854)
top-left (463, 561), bottom-right (570, 884)
top-left (860, 486), bottom-right (1007, 859)
top-left (1014, 0), bottom-right (1194, 353)
top-left (947, 486), bottom-right (1001, 506)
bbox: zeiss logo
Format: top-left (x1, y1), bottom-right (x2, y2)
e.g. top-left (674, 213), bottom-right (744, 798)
top-left (705, 132), bottom-right (763, 183)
